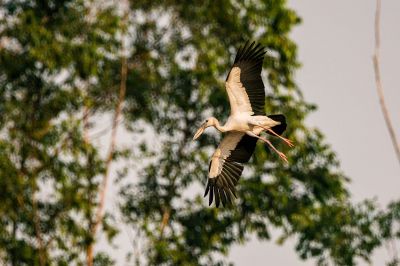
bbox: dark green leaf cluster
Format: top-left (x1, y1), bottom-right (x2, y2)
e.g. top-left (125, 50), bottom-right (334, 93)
top-left (1, 1), bottom-right (400, 266)
top-left (0, 0), bottom-right (121, 264)
top-left (119, 1), bottom-right (400, 265)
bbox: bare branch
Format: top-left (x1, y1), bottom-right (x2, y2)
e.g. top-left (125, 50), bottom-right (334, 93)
top-left (160, 207), bottom-right (171, 238)
top-left (86, 2), bottom-right (129, 264)
top-left (373, 0), bottom-right (400, 165)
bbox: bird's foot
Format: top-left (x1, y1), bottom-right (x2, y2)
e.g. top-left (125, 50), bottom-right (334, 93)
top-left (277, 151), bottom-right (288, 163)
top-left (282, 137), bottom-right (294, 148)
top-left (250, 132), bottom-right (289, 163)
top-left (267, 129), bottom-right (294, 147)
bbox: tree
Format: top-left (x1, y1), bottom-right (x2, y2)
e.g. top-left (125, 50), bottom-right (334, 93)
top-left (1, 1), bottom-right (400, 266)
top-left (0, 0), bottom-right (121, 264)
top-left (118, 1), bottom-right (385, 265)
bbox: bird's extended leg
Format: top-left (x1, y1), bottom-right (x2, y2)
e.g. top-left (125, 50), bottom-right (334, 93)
top-left (251, 122), bottom-right (294, 147)
top-left (246, 131), bottom-right (288, 163)
top-left (266, 128), bottom-right (294, 147)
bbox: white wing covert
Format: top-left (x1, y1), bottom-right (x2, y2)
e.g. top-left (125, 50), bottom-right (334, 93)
top-left (225, 41), bottom-right (266, 116)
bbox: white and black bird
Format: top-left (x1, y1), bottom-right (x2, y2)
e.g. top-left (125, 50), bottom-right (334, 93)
top-left (193, 41), bottom-right (294, 207)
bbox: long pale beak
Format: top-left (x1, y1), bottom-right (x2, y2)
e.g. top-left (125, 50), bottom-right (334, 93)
top-left (193, 124), bottom-right (206, 140)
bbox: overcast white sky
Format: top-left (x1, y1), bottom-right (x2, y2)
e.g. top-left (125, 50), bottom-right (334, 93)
top-left (230, 1), bottom-right (400, 265)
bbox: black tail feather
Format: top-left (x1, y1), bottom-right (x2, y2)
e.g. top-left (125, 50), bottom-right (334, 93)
top-left (267, 114), bottom-right (287, 136)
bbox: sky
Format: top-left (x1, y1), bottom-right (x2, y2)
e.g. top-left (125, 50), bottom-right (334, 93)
top-left (229, 1), bottom-right (400, 265)
top-left (2, 1), bottom-right (398, 265)
top-left (96, 1), bottom-right (400, 265)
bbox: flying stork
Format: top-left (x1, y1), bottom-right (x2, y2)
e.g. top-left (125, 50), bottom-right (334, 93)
top-left (193, 41), bottom-right (294, 207)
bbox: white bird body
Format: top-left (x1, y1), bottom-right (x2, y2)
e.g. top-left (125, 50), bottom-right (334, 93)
top-left (193, 41), bottom-right (293, 207)
top-left (207, 114), bottom-right (280, 134)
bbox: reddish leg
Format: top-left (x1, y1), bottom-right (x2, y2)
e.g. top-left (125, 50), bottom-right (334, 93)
top-left (252, 123), bottom-right (294, 147)
top-left (266, 128), bottom-right (294, 147)
top-left (246, 131), bottom-right (288, 163)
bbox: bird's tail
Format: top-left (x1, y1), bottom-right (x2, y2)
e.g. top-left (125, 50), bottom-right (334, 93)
top-left (267, 114), bottom-right (287, 135)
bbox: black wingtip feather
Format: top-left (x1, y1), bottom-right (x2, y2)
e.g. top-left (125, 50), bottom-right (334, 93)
top-left (204, 181), bottom-right (210, 197)
top-left (204, 174), bottom-right (238, 207)
top-left (220, 189), bottom-right (227, 207)
top-left (234, 40), bottom-right (266, 64)
top-left (230, 187), bottom-right (237, 198)
top-left (215, 186), bottom-right (220, 208)
top-left (209, 183), bottom-right (214, 206)
top-left (241, 41), bottom-right (255, 60)
top-left (234, 41), bottom-right (247, 62)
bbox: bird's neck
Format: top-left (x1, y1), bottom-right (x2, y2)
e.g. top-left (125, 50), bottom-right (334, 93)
top-left (214, 120), bottom-right (228, 132)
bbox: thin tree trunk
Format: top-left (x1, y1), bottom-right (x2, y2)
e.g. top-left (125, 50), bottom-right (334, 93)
top-left (160, 207), bottom-right (170, 238)
top-left (86, 9), bottom-right (129, 265)
top-left (373, 0), bottom-right (400, 165)
top-left (82, 85), bottom-right (94, 266)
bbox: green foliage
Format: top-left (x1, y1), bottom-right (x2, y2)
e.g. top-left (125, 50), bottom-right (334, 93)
top-left (119, 1), bottom-right (400, 265)
top-left (1, 0), bottom-right (400, 266)
top-left (0, 0), bottom-right (120, 264)
top-left (118, 0), bottom-right (389, 265)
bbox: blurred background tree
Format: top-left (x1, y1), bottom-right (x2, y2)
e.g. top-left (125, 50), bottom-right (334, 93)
top-left (0, 0), bottom-right (122, 264)
top-left (0, 0), bottom-right (399, 266)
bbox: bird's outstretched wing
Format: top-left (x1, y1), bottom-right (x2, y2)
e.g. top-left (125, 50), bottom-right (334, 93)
top-left (225, 41), bottom-right (266, 116)
top-left (205, 132), bottom-right (258, 207)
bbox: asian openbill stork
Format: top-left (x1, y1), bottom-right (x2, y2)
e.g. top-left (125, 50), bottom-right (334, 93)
top-left (193, 41), bottom-right (293, 207)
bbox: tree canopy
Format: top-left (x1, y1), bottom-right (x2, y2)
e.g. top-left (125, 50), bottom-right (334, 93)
top-left (0, 0), bottom-right (399, 265)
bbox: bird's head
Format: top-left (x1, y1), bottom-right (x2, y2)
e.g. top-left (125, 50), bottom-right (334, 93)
top-left (192, 117), bottom-right (218, 140)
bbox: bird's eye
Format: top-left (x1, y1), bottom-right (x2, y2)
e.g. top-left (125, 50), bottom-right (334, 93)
top-left (205, 120), bottom-right (208, 123)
